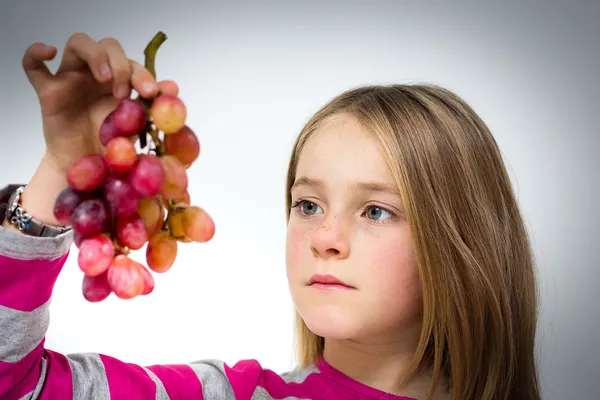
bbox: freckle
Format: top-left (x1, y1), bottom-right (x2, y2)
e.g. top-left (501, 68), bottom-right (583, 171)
top-left (320, 224), bottom-right (332, 231)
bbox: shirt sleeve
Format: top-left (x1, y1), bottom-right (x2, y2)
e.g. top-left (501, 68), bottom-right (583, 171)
top-left (0, 196), bottom-right (263, 400)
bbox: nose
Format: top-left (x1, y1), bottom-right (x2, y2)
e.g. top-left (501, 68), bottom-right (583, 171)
top-left (310, 217), bottom-right (350, 259)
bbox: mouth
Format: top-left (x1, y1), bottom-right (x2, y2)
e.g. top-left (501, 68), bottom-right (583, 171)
top-left (308, 274), bottom-right (356, 291)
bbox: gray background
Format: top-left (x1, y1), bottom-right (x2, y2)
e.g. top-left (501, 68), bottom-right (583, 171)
top-left (1, 1), bottom-right (598, 399)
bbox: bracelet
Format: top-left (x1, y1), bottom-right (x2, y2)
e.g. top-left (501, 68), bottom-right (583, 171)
top-left (4, 186), bottom-right (71, 237)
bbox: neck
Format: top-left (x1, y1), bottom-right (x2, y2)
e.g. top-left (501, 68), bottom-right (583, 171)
top-left (322, 333), bottom-right (447, 399)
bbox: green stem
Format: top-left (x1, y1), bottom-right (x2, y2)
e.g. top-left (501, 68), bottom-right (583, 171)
top-left (138, 31), bottom-right (168, 149)
top-left (144, 31), bottom-right (168, 79)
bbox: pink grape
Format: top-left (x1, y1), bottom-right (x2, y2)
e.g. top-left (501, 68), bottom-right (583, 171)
top-left (160, 155), bottom-right (188, 200)
top-left (67, 154), bottom-right (108, 192)
top-left (137, 197), bottom-right (165, 237)
top-left (107, 255), bottom-right (145, 299)
top-left (99, 112), bottom-right (121, 146)
top-left (104, 137), bottom-right (138, 173)
top-left (182, 206), bottom-right (215, 242)
top-left (53, 187), bottom-right (91, 225)
top-left (151, 95), bottom-right (187, 134)
top-left (113, 98), bottom-right (148, 136)
top-left (82, 271), bottom-right (112, 302)
top-left (130, 155), bottom-right (164, 197)
top-left (78, 234), bottom-right (115, 276)
top-left (71, 199), bottom-right (109, 237)
top-left (164, 125), bottom-right (200, 166)
top-left (146, 231), bottom-right (177, 273)
top-left (139, 265), bottom-right (155, 295)
top-left (104, 174), bottom-right (140, 217)
top-left (116, 213), bottom-right (148, 250)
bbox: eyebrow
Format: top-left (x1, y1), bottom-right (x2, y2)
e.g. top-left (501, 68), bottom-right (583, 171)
top-left (292, 176), bottom-right (402, 197)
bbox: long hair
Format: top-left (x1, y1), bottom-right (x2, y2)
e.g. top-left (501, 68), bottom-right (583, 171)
top-left (284, 84), bottom-right (541, 399)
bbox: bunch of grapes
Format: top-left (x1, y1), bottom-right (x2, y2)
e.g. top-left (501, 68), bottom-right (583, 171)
top-left (52, 32), bottom-right (215, 302)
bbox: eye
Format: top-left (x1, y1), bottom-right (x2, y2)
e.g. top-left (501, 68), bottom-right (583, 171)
top-left (364, 205), bottom-right (393, 222)
top-left (292, 200), bottom-right (323, 216)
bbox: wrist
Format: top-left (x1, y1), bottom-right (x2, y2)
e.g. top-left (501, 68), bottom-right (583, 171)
top-left (19, 154), bottom-right (70, 227)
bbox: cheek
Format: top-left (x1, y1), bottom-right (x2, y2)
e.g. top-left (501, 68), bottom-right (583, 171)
top-left (285, 222), bottom-right (312, 276)
top-left (362, 229), bottom-right (421, 303)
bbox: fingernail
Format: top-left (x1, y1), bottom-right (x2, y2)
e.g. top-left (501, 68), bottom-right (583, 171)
top-left (99, 64), bottom-right (112, 80)
top-left (142, 81), bottom-right (157, 95)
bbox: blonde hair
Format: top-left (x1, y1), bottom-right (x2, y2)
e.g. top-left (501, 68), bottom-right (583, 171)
top-left (284, 84), bottom-right (541, 399)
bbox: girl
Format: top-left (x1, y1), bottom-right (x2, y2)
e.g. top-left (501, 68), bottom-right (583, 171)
top-left (0, 33), bottom-right (541, 400)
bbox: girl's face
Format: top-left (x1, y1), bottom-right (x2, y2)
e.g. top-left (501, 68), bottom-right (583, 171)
top-left (286, 113), bottom-right (423, 342)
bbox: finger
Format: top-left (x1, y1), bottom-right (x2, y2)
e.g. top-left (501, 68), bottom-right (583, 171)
top-left (99, 37), bottom-right (133, 99)
top-left (22, 42), bottom-right (57, 92)
top-left (57, 32), bottom-right (112, 83)
top-left (129, 60), bottom-right (159, 98)
top-left (157, 80), bottom-right (179, 96)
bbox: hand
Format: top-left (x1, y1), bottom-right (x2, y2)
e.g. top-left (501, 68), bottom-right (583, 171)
top-left (22, 32), bottom-right (179, 172)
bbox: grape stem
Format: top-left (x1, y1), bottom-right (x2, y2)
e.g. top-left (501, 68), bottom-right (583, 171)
top-left (137, 31), bottom-right (168, 151)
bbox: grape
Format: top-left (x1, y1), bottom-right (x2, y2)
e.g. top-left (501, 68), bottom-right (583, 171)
top-left (53, 187), bottom-right (91, 225)
top-left (139, 265), bottom-right (155, 295)
top-left (107, 255), bottom-right (145, 299)
top-left (116, 214), bottom-right (148, 250)
top-left (182, 206), bottom-right (215, 242)
top-left (71, 199), bottom-right (109, 237)
top-left (113, 98), bottom-right (148, 136)
top-left (104, 137), bottom-right (138, 173)
top-left (67, 154), bottom-right (108, 192)
top-left (78, 234), bottom-right (115, 276)
top-left (82, 271), bottom-right (112, 302)
top-left (160, 155), bottom-right (188, 200)
top-left (146, 231), bottom-right (177, 273)
top-left (130, 155), bottom-right (164, 197)
top-left (104, 174), bottom-right (140, 217)
top-left (151, 95), bottom-right (187, 134)
top-left (137, 197), bottom-right (165, 237)
top-left (164, 125), bottom-right (200, 166)
top-left (74, 231), bottom-right (85, 248)
top-left (99, 112), bottom-right (121, 146)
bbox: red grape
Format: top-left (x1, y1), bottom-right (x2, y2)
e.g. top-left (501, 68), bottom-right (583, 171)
top-left (104, 137), bottom-right (138, 173)
top-left (182, 206), bottom-right (215, 242)
top-left (116, 213), bottom-right (148, 250)
top-left (160, 155), bottom-right (188, 200)
top-left (137, 197), bottom-right (164, 237)
top-left (67, 154), bottom-right (108, 192)
top-left (151, 95), bottom-right (187, 134)
top-left (82, 271), bottom-right (112, 302)
top-left (164, 125), bottom-right (200, 166)
top-left (138, 265), bottom-right (155, 295)
top-left (53, 187), bottom-right (91, 225)
top-left (78, 234), bottom-right (114, 276)
top-left (104, 174), bottom-right (140, 217)
top-left (146, 231), bottom-right (177, 273)
top-left (99, 112), bottom-right (120, 146)
top-left (71, 199), bottom-right (109, 237)
top-left (130, 155), bottom-right (164, 197)
top-left (74, 230), bottom-right (85, 248)
top-left (113, 98), bottom-right (148, 136)
top-left (107, 255), bottom-right (145, 299)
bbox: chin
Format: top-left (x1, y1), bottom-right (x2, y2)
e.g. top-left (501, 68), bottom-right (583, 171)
top-left (296, 297), bottom-right (364, 339)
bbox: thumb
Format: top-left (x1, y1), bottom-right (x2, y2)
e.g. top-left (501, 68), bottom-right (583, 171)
top-left (22, 42), bottom-right (57, 92)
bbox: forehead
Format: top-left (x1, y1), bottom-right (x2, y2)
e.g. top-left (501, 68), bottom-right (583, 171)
top-left (295, 113), bottom-right (395, 185)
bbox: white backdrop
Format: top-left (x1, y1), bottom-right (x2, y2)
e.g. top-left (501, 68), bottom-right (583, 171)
top-left (0, 2), bottom-right (598, 399)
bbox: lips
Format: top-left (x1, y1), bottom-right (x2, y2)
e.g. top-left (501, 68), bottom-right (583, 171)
top-left (308, 274), bottom-right (356, 290)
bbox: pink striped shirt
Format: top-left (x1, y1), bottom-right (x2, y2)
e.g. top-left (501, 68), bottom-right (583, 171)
top-left (0, 201), bottom-right (416, 399)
